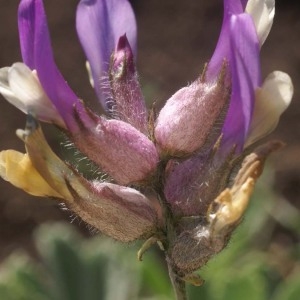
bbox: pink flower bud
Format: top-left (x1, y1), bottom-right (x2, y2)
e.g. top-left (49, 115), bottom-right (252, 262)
top-left (71, 181), bottom-right (159, 242)
top-left (71, 104), bottom-right (159, 185)
top-left (109, 35), bottom-right (148, 134)
top-left (154, 74), bottom-right (229, 156)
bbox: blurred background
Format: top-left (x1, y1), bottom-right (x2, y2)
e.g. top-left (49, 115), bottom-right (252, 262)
top-left (0, 0), bottom-right (299, 299)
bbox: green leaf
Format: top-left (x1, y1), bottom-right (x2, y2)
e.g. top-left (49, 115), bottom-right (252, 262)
top-left (0, 254), bottom-right (50, 300)
top-left (45, 238), bottom-right (88, 300)
top-left (187, 283), bottom-right (208, 300)
top-left (139, 251), bottom-right (172, 299)
top-left (273, 274), bottom-right (300, 300)
top-left (218, 268), bottom-right (267, 300)
top-left (35, 223), bottom-right (142, 300)
top-left (83, 254), bottom-right (109, 300)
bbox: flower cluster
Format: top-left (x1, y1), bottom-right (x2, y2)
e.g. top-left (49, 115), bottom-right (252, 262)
top-left (0, 0), bottom-right (293, 282)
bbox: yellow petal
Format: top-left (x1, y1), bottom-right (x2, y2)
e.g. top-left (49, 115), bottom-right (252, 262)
top-left (0, 150), bottom-right (62, 198)
top-left (210, 178), bottom-right (254, 234)
top-left (209, 141), bottom-right (282, 234)
top-left (16, 118), bottom-right (75, 201)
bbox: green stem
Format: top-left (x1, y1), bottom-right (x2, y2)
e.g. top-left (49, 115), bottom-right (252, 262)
top-left (167, 260), bottom-right (188, 300)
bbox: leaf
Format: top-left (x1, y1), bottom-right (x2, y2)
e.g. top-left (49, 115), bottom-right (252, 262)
top-left (187, 283), bottom-right (208, 300)
top-left (0, 253), bottom-right (50, 300)
top-left (35, 222), bottom-right (141, 300)
top-left (218, 268), bottom-right (267, 300)
top-left (139, 252), bottom-right (173, 299)
top-left (273, 273), bottom-right (300, 300)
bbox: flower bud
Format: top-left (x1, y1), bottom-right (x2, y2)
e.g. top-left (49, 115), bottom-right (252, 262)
top-left (109, 35), bottom-right (148, 134)
top-left (154, 71), bottom-right (229, 157)
top-left (71, 104), bottom-right (159, 185)
top-left (164, 149), bottom-right (227, 217)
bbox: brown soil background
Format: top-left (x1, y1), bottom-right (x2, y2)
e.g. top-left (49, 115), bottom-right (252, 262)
top-left (0, 0), bottom-right (299, 260)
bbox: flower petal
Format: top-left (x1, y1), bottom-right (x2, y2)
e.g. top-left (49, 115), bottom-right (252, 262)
top-left (76, 0), bottom-right (137, 111)
top-left (222, 13), bottom-right (261, 150)
top-left (18, 0), bottom-right (85, 130)
top-left (209, 140), bottom-right (283, 233)
top-left (241, 0), bottom-right (248, 9)
top-left (246, 71), bottom-right (293, 146)
top-left (18, 0), bottom-right (36, 69)
top-left (206, 0), bottom-right (244, 80)
top-left (246, 0), bottom-right (275, 46)
top-left (0, 150), bottom-right (62, 198)
top-left (206, 1), bottom-right (263, 151)
top-left (0, 63), bottom-right (65, 127)
top-left (0, 67), bottom-right (16, 103)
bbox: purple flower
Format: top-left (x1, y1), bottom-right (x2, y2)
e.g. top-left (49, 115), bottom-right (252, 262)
top-left (76, 0), bottom-right (137, 111)
top-left (0, 0), bottom-right (293, 284)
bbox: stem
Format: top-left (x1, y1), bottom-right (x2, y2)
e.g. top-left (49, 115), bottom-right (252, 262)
top-left (154, 160), bottom-right (188, 299)
top-left (167, 260), bottom-right (188, 300)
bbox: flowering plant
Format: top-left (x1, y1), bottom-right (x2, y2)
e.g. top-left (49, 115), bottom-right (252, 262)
top-left (0, 0), bottom-right (293, 298)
